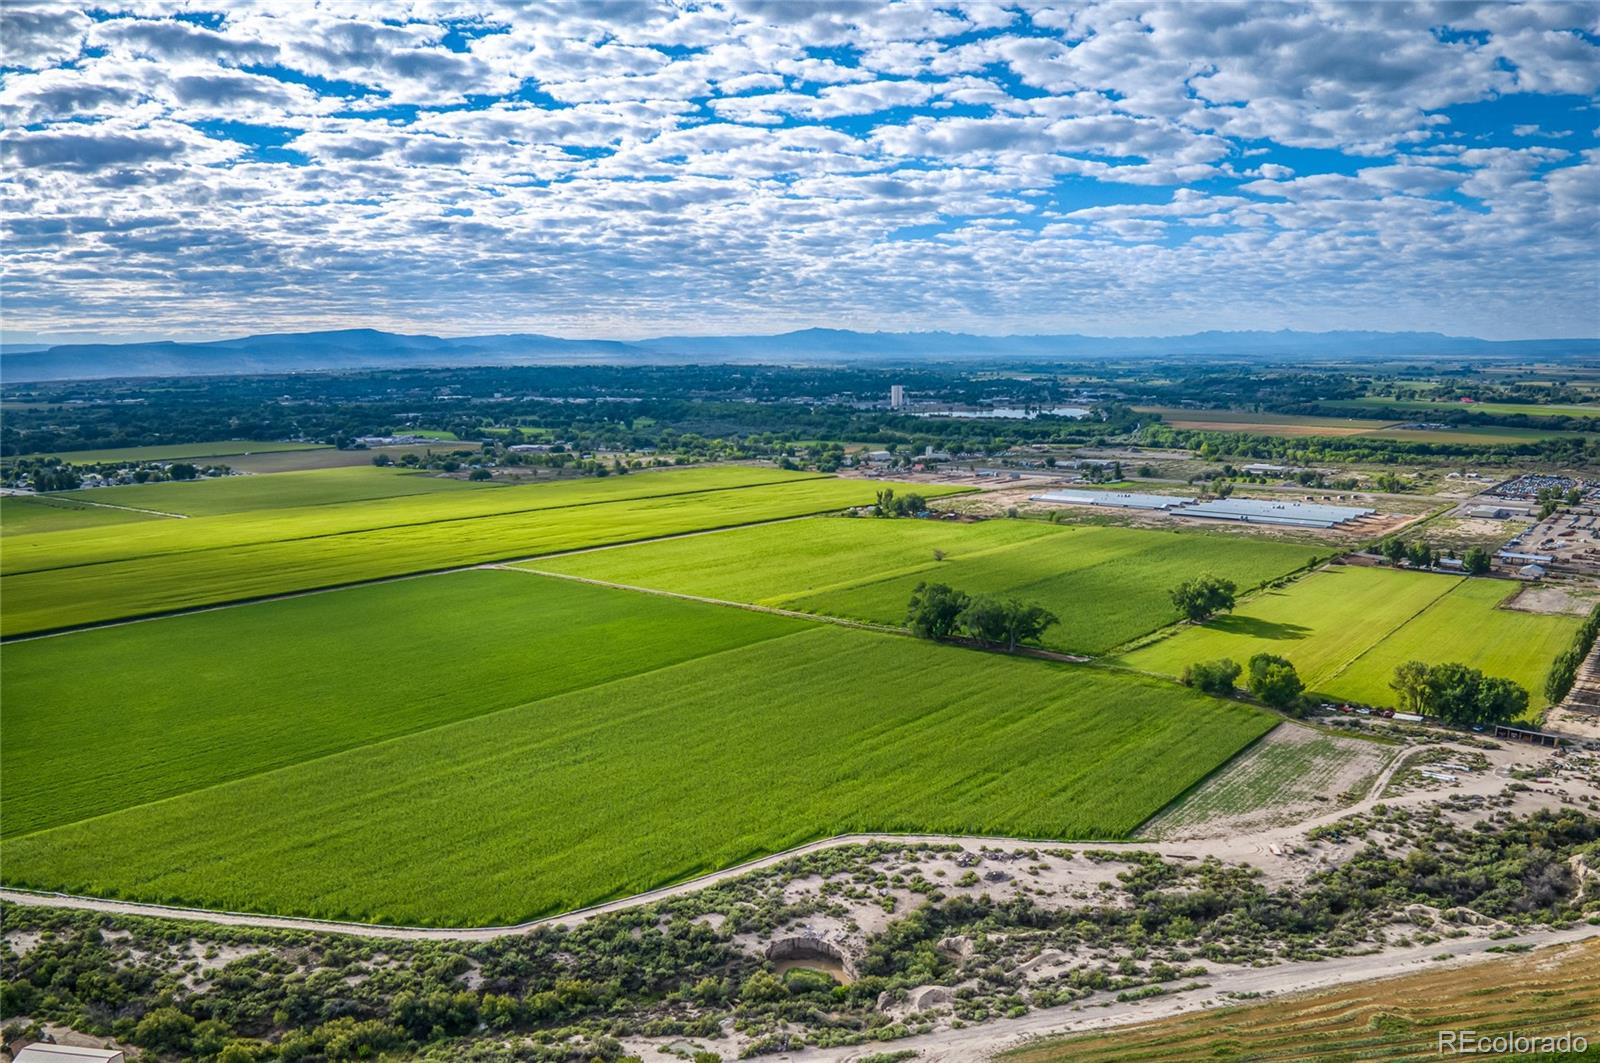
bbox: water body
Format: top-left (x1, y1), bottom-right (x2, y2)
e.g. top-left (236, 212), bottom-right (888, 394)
top-left (914, 406), bottom-right (1090, 420)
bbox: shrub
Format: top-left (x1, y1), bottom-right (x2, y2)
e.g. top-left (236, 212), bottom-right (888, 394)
top-left (1182, 658), bottom-right (1242, 696)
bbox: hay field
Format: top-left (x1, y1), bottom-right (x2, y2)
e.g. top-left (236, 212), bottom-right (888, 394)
top-left (528, 517), bottom-right (1323, 655)
top-left (1, 470), bottom-right (957, 636)
top-left (1, 573), bottom-right (1271, 927)
top-left (1123, 567), bottom-right (1581, 712)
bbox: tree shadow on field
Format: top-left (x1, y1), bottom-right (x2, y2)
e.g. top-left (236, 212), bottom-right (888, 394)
top-left (1209, 615), bottom-right (1312, 640)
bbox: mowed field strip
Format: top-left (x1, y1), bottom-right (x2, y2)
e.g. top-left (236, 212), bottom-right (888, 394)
top-left (0, 468), bottom-right (966, 636)
top-left (9, 440), bottom-right (330, 463)
top-left (1122, 566), bottom-right (1582, 713)
top-left (0, 569), bottom-right (1274, 927)
top-left (1133, 405), bottom-right (1591, 443)
top-left (0, 493), bottom-right (167, 536)
top-left (524, 516), bottom-right (1324, 655)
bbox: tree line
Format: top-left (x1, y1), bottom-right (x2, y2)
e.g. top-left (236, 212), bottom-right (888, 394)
top-left (906, 582), bottom-right (1058, 653)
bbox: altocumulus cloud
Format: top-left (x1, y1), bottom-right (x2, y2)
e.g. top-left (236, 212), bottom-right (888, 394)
top-left (0, 1), bottom-right (1597, 340)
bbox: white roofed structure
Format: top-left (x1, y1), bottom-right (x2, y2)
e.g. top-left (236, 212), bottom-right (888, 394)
top-left (14, 1047), bottom-right (125, 1063)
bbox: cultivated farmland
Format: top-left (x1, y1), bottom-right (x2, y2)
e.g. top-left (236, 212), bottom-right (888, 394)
top-left (55, 465), bottom-right (496, 517)
top-left (1, 470), bottom-right (962, 636)
top-left (1323, 396), bottom-right (1600, 420)
top-left (528, 517), bottom-right (1323, 654)
top-left (8, 440), bottom-right (329, 464)
top-left (1, 580), bottom-right (1273, 926)
top-left (1123, 566), bottom-right (1583, 712)
top-left (1, 570), bottom-right (805, 838)
top-left (0, 494), bottom-right (164, 536)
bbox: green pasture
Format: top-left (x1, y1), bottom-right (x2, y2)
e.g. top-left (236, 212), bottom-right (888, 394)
top-left (529, 517), bottom-right (1323, 655)
top-left (0, 494), bottom-right (165, 536)
top-left (0, 570), bottom-right (804, 838)
top-left (0, 474), bottom-right (965, 636)
top-left (1328, 577), bottom-right (1582, 708)
top-left (2, 605), bottom-right (1271, 926)
top-left (9, 440), bottom-right (328, 464)
top-left (2, 465), bottom-right (824, 576)
top-left (1122, 566), bottom-right (1581, 712)
top-left (1324, 397), bottom-right (1600, 420)
top-left (57, 465), bottom-right (494, 517)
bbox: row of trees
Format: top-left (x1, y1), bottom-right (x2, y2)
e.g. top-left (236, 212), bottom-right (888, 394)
top-left (874, 488), bottom-right (930, 517)
top-left (1389, 660), bottom-right (1529, 726)
top-left (1375, 536), bottom-right (1492, 574)
top-left (1182, 654), bottom-right (1305, 710)
top-left (1544, 605), bottom-right (1600, 704)
top-left (906, 583), bottom-right (1059, 652)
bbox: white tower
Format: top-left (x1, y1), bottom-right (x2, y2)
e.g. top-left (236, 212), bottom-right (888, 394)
top-left (890, 384), bottom-right (906, 409)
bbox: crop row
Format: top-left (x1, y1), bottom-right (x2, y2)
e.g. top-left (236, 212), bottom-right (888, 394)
top-left (3, 621), bottom-right (1273, 927)
top-left (1, 476), bottom-right (956, 636)
top-left (530, 517), bottom-right (1325, 655)
top-left (1, 464), bottom-right (829, 575)
top-left (1, 570), bottom-right (805, 838)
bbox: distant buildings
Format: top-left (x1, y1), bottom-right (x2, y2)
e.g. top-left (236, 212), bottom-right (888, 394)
top-left (889, 384), bottom-right (906, 409)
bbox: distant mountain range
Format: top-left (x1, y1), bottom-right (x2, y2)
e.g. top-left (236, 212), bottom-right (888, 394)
top-left (2, 327), bottom-right (1597, 382)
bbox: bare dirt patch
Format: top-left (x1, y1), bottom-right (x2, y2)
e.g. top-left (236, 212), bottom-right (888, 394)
top-left (1502, 582), bottom-right (1596, 616)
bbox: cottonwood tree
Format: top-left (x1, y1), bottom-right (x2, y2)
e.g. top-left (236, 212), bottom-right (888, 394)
top-left (905, 582), bottom-right (970, 640)
top-left (1247, 654), bottom-right (1304, 710)
top-left (1182, 658), bottom-right (1242, 696)
top-left (958, 595), bottom-right (1059, 652)
top-left (1390, 660), bottom-right (1431, 713)
top-left (1169, 575), bottom-right (1238, 622)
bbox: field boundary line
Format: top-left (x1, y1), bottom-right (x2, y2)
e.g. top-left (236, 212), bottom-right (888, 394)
top-left (0, 751), bottom-right (1550, 939)
top-left (1316, 572), bottom-right (1464, 690)
top-left (0, 469), bottom-right (843, 577)
top-left (1, 624), bottom-right (822, 844)
top-left (0, 512), bottom-right (858, 643)
top-left (495, 565), bottom-right (909, 635)
top-left (17, 493), bottom-right (189, 519)
top-left (499, 566), bottom-right (1097, 664)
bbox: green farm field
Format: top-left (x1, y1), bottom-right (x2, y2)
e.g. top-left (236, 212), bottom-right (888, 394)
top-left (1134, 405), bottom-right (1587, 443)
top-left (0, 570), bottom-right (1273, 926)
top-left (0, 494), bottom-right (163, 536)
top-left (2, 464), bottom-right (823, 575)
top-left (528, 517), bottom-right (1324, 655)
top-left (1122, 567), bottom-right (1581, 712)
top-left (0, 570), bottom-right (805, 838)
top-left (1324, 397), bottom-right (1600, 420)
top-left (58, 465), bottom-right (496, 517)
top-left (2, 470), bottom-right (957, 636)
top-left (8, 440), bottom-right (329, 464)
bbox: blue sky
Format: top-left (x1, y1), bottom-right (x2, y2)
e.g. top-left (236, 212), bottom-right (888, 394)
top-left (1, 1), bottom-right (1597, 344)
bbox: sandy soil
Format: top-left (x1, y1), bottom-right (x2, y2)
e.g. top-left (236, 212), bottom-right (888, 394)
top-left (1504, 582), bottom-right (1597, 615)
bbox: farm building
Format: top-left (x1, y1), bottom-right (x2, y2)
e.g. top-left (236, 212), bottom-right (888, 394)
top-left (1030, 491), bottom-right (1192, 511)
top-left (1499, 550), bottom-right (1555, 564)
top-left (13, 1046), bottom-right (125, 1063)
top-left (1182, 498), bottom-right (1375, 529)
top-left (1519, 563), bottom-right (1548, 579)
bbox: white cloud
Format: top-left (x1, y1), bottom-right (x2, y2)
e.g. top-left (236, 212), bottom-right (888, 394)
top-left (1, 0), bottom-right (1597, 339)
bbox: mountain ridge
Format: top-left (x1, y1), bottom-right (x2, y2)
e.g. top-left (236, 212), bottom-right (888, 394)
top-left (3, 327), bottom-right (1597, 382)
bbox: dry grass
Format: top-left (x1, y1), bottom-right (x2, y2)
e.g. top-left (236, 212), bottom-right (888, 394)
top-left (1005, 937), bottom-right (1600, 1061)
